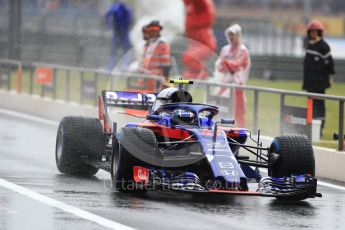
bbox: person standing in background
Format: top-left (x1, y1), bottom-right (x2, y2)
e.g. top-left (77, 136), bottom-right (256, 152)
top-left (129, 0), bottom-right (184, 61)
top-left (303, 19), bottom-right (335, 137)
top-left (105, 0), bottom-right (132, 71)
top-left (139, 20), bottom-right (171, 82)
top-left (215, 24), bottom-right (251, 127)
top-left (182, 0), bottom-right (217, 80)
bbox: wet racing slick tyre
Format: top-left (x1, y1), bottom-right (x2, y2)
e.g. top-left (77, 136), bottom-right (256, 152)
top-left (55, 116), bottom-right (105, 177)
top-left (111, 127), bottom-right (160, 193)
top-left (268, 135), bottom-right (315, 201)
top-left (269, 134), bottom-right (315, 178)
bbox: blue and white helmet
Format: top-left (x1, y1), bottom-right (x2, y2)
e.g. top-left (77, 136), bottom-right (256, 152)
top-left (151, 88), bottom-right (193, 113)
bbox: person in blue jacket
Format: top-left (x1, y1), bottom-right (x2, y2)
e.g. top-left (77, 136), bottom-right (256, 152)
top-left (105, 0), bottom-right (132, 71)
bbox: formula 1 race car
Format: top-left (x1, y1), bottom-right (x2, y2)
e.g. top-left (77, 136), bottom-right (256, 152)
top-left (55, 79), bottom-right (322, 200)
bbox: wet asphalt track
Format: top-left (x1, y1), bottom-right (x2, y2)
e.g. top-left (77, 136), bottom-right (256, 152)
top-left (1, 110), bottom-right (345, 230)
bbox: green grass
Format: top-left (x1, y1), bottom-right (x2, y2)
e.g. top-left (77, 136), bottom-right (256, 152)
top-left (246, 78), bottom-right (345, 149)
top-left (2, 69), bottom-right (344, 149)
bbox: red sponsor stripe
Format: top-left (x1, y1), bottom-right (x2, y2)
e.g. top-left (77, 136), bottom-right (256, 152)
top-left (133, 166), bottom-right (149, 183)
top-left (137, 123), bottom-right (193, 140)
top-left (153, 127), bottom-right (192, 140)
top-left (210, 189), bottom-right (260, 196)
top-left (226, 131), bottom-right (240, 138)
top-left (124, 109), bottom-right (148, 117)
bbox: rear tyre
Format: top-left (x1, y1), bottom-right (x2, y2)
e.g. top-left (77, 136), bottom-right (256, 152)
top-left (111, 127), bottom-right (159, 193)
top-left (269, 135), bottom-right (315, 177)
top-left (55, 116), bottom-right (104, 177)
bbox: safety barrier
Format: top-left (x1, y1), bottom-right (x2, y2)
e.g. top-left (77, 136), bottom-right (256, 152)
top-left (0, 58), bottom-right (344, 151)
top-left (196, 80), bottom-right (344, 151)
top-left (0, 59), bottom-right (163, 104)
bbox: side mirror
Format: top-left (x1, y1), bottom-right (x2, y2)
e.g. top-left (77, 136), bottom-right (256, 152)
top-left (146, 114), bottom-right (161, 121)
top-left (212, 119), bottom-right (235, 146)
top-left (221, 118), bottom-right (235, 125)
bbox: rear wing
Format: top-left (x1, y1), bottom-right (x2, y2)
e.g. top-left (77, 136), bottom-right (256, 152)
top-left (103, 91), bottom-right (156, 110)
top-left (98, 90), bottom-right (156, 133)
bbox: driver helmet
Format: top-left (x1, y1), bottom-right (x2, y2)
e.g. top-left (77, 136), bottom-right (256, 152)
top-left (151, 88), bottom-right (193, 113)
top-left (172, 109), bottom-right (196, 125)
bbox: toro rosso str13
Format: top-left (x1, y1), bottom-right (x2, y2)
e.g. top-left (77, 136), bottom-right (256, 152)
top-left (55, 80), bottom-right (322, 200)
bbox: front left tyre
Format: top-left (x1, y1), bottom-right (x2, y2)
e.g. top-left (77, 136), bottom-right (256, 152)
top-left (111, 127), bottom-right (160, 193)
top-left (55, 116), bottom-right (105, 177)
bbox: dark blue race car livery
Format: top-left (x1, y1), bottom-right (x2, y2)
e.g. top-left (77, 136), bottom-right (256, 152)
top-left (55, 79), bottom-right (321, 200)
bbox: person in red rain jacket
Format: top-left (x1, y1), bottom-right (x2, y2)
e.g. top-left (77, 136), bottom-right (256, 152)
top-left (215, 24), bottom-right (251, 127)
top-left (139, 20), bottom-right (171, 82)
top-left (182, 0), bottom-right (217, 80)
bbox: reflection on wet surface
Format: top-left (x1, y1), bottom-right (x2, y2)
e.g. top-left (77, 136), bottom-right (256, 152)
top-left (0, 187), bottom-right (105, 230)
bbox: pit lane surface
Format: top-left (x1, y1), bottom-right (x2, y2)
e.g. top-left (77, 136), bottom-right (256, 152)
top-left (1, 110), bottom-right (345, 230)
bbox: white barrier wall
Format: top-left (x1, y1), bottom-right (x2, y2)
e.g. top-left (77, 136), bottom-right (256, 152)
top-left (1, 90), bottom-right (345, 182)
top-left (0, 90), bottom-right (98, 121)
top-left (257, 137), bottom-right (345, 182)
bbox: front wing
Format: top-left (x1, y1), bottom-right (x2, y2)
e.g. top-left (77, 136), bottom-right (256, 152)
top-left (133, 167), bottom-right (321, 199)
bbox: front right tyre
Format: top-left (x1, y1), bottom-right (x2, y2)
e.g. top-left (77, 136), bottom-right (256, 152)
top-left (268, 135), bottom-right (316, 201)
top-left (269, 134), bottom-right (315, 177)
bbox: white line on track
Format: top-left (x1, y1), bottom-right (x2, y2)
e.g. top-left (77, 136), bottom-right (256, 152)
top-left (0, 178), bottom-right (135, 230)
top-left (318, 181), bottom-right (345, 192)
top-left (0, 108), bottom-right (59, 126)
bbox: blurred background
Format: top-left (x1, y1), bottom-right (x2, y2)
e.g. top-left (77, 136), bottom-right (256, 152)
top-left (1, 0), bottom-right (345, 79)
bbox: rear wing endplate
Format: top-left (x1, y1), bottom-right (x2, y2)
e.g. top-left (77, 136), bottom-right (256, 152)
top-left (99, 90), bottom-right (156, 134)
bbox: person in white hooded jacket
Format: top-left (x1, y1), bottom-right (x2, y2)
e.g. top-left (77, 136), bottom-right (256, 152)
top-left (214, 24), bottom-right (251, 127)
